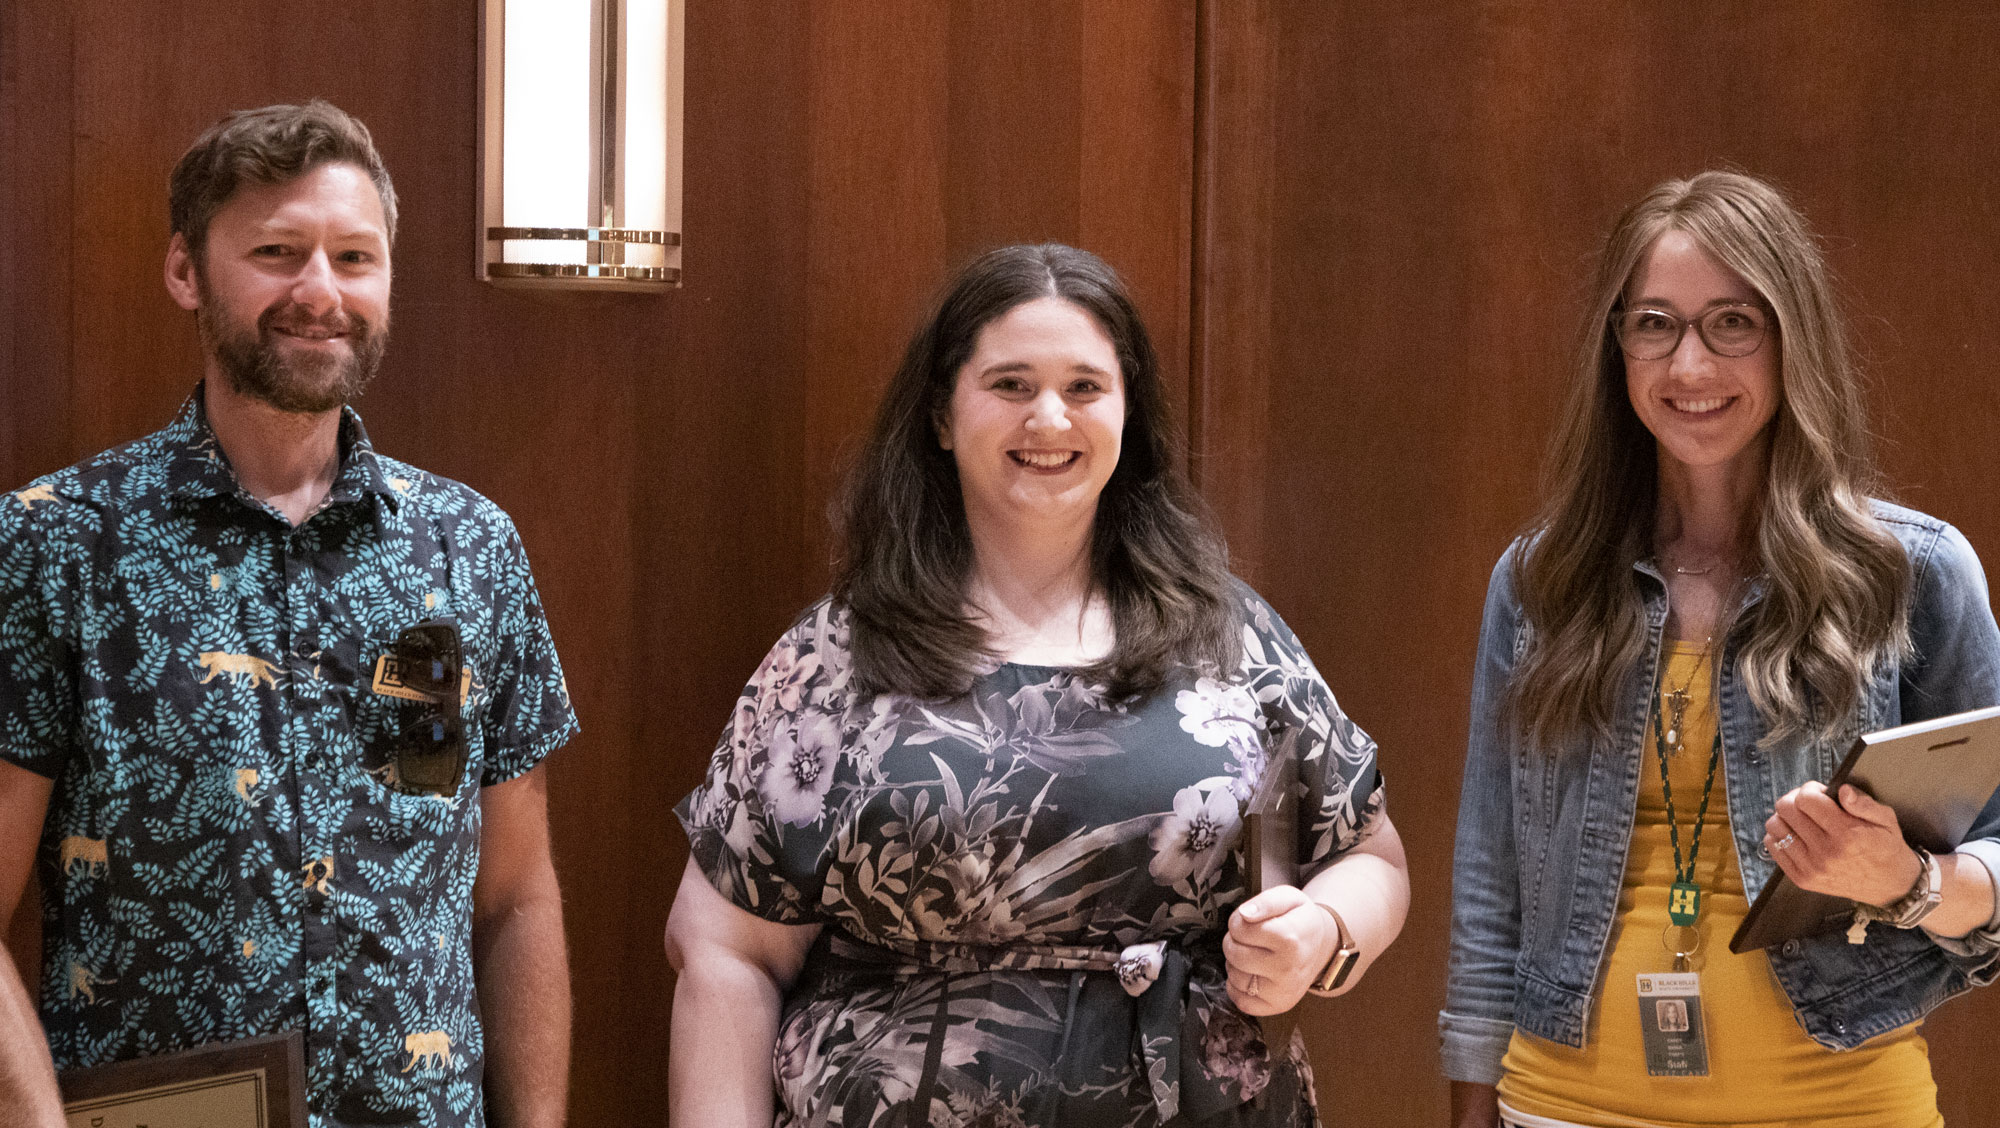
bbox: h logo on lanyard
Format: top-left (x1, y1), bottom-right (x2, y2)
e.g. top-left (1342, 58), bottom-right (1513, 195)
top-left (1668, 881), bottom-right (1701, 925)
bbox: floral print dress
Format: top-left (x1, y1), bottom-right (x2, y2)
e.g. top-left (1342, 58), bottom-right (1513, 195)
top-left (674, 584), bottom-right (1384, 1127)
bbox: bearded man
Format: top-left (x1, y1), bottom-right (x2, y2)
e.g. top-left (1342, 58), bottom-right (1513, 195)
top-left (0, 102), bottom-right (577, 1128)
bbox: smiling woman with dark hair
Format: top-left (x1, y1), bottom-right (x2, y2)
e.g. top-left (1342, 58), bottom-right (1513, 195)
top-left (835, 242), bottom-right (1236, 702)
top-left (665, 244), bottom-right (1409, 1127)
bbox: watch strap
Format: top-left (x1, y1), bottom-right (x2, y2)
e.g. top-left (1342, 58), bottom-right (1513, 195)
top-left (1886, 845), bottom-right (1945, 929)
top-left (1306, 902), bottom-right (1360, 995)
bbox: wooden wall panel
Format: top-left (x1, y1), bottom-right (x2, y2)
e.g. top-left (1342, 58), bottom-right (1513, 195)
top-left (799, 3), bottom-right (950, 599)
top-left (1255, 13), bottom-right (1571, 1118)
top-left (66, 1), bottom-right (216, 453)
top-left (946, 0), bottom-right (1083, 261)
top-left (1189, 0), bottom-right (1277, 576)
top-left (1, 0), bottom-right (75, 508)
top-left (1207, 4), bottom-right (2000, 1123)
top-left (1078, 2), bottom-right (1198, 436)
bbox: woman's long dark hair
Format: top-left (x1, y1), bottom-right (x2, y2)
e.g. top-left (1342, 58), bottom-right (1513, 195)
top-left (833, 243), bottom-right (1237, 700)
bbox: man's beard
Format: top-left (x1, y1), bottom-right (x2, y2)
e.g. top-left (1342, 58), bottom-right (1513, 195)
top-left (198, 282), bottom-right (388, 414)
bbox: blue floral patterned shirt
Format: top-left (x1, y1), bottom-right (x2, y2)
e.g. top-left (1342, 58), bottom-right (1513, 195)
top-left (0, 386), bottom-right (577, 1127)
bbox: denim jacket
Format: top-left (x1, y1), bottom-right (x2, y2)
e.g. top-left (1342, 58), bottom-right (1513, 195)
top-left (1440, 501), bottom-right (2000, 1086)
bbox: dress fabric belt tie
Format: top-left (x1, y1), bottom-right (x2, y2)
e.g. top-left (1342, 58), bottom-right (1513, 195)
top-left (824, 930), bottom-right (1252, 1124)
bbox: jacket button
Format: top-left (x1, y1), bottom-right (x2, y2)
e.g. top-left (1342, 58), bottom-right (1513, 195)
top-left (1834, 1019), bottom-right (1847, 1035)
top-left (1781, 940), bottom-right (1801, 958)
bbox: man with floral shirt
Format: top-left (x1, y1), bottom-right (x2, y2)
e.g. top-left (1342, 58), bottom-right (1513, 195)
top-left (0, 102), bottom-right (577, 1127)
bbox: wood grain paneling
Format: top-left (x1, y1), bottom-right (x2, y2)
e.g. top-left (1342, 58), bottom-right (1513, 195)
top-left (1078, 2), bottom-right (1198, 440)
top-left (946, 0), bottom-right (1082, 261)
top-left (799, 2), bottom-right (950, 600)
top-left (1, 0), bottom-right (76, 506)
top-left (1189, 0), bottom-right (1277, 578)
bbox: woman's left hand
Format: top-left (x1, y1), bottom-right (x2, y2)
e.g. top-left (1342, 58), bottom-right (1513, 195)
top-left (1222, 885), bottom-right (1336, 1015)
top-left (1764, 781), bottom-right (1922, 907)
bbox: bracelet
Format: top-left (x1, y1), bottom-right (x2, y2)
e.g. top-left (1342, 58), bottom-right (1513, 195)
top-left (1885, 845), bottom-right (1945, 929)
top-left (1848, 846), bottom-right (1945, 944)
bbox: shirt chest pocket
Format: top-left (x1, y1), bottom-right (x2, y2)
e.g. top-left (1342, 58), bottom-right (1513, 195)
top-left (348, 609), bottom-right (490, 801)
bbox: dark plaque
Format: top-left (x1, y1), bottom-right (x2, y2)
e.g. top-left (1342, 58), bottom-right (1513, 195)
top-left (59, 1031), bottom-right (307, 1128)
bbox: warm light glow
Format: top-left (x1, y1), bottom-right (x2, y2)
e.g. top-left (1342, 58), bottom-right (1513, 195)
top-left (622, 0), bottom-right (670, 270)
top-left (502, 0), bottom-right (591, 264)
top-left (481, 0), bottom-right (682, 287)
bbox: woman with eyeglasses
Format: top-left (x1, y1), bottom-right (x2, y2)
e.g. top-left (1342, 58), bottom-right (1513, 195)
top-left (664, 243), bottom-right (1409, 1127)
top-left (1441, 171), bottom-right (2000, 1128)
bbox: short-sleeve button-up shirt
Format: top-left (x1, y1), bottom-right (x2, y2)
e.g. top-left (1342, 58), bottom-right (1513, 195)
top-left (0, 386), bottom-right (578, 1126)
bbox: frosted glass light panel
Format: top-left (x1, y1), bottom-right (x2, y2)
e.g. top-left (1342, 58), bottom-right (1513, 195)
top-left (479, 0), bottom-right (684, 289)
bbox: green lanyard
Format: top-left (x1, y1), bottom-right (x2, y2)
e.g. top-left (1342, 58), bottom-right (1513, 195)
top-left (1652, 656), bottom-right (1721, 927)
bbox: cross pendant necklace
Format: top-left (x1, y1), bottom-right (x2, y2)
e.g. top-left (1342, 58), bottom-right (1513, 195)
top-left (1660, 576), bottom-right (1740, 755)
top-left (1661, 634), bottom-right (1716, 755)
top-left (1664, 686), bottom-right (1692, 753)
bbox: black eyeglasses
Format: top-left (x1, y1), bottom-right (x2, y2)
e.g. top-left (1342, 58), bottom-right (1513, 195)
top-left (382, 619), bottom-right (468, 797)
top-left (1611, 303), bottom-right (1772, 361)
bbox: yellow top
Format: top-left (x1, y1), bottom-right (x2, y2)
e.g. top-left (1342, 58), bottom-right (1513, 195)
top-left (1498, 643), bottom-right (1941, 1128)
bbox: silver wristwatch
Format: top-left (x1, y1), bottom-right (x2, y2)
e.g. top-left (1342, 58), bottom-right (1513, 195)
top-left (1881, 845), bottom-right (1945, 929)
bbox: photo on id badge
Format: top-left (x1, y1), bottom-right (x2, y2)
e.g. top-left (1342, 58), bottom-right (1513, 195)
top-left (1636, 972), bottom-right (1708, 1077)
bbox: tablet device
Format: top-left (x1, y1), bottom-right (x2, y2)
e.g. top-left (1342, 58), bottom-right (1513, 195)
top-left (1730, 704), bottom-right (2000, 953)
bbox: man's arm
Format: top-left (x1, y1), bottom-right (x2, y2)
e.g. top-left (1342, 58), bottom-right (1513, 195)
top-left (0, 759), bottom-right (61, 1128)
top-left (473, 765), bottom-right (570, 1128)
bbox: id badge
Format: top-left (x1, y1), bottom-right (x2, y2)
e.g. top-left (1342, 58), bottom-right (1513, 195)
top-left (1636, 971), bottom-right (1709, 1077)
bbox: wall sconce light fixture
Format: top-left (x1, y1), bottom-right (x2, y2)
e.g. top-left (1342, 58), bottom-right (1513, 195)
top-left (479, 0), bottom-right (684, 290)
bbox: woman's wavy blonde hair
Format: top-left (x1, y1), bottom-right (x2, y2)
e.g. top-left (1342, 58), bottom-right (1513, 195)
top-left (1510, 171), bottom-right (1909, 747)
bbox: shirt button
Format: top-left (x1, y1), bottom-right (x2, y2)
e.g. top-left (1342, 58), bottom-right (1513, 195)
top-left (1781, 939), bottom-right (1801, 958)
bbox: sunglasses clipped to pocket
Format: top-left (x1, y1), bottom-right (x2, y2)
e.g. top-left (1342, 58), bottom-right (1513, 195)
top-left (369, 618), bottom-right (470, 797)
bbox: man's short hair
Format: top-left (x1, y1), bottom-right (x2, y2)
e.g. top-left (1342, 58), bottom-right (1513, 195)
top-left (169, 100), bottom-right (398, 261)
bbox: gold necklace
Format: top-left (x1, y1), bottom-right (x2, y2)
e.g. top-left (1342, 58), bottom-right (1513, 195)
top-left (1661, 641), bottom-right (1711, 755)
top-left (1660, 573), bottom-right (1744, 754)
top-left (1665, 550), bottom-right (1725, 576)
